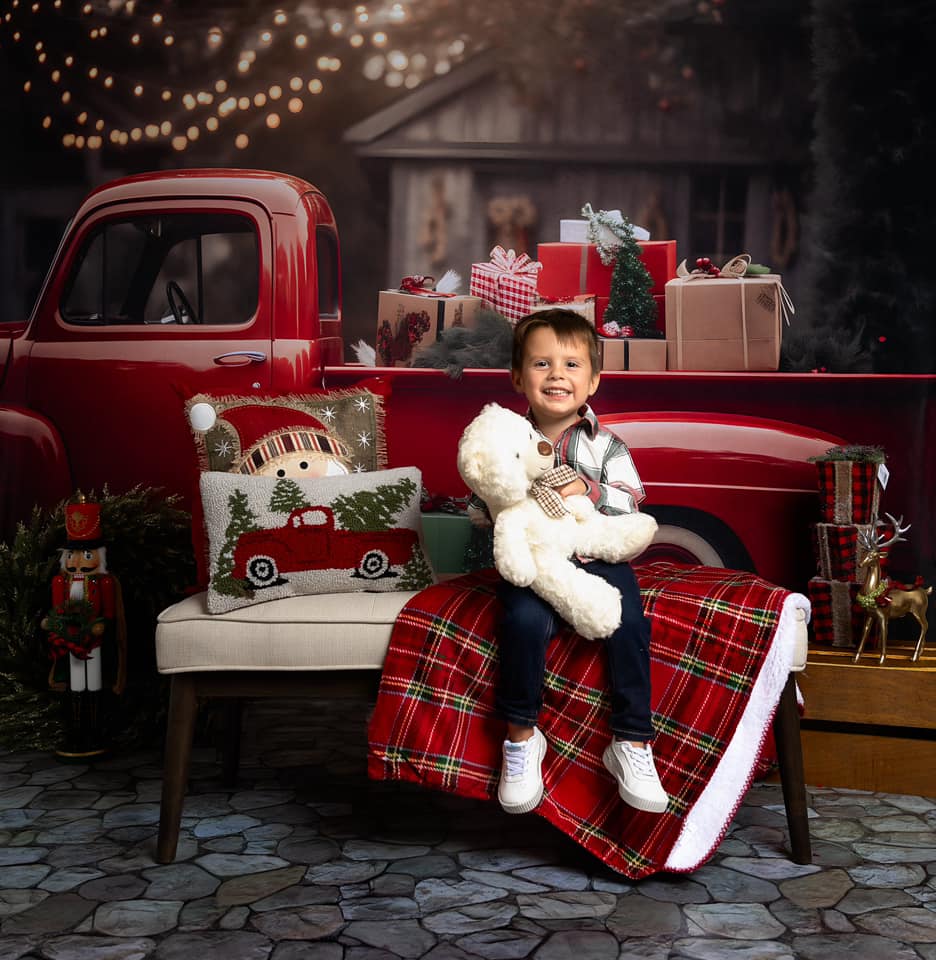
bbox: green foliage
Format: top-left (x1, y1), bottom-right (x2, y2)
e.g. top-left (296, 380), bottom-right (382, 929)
top-left (269, 478), bottom-right (310, 514)
top-left (803, 0), bottom-right (935, 372)
top-left (213, 488), bottom-right (260, 598)
top-left (332, 478), bottom-right (417, 531)
top-left (0, 486), bottom-right (195, 751)
top-left (398, 543), bottom-right (434, 590)
top-left (808, 444), bottom-right (886, 464)
top-left (602, 224), bottom-right (659, 338)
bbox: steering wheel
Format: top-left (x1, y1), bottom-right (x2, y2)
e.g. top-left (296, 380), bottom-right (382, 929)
top-left (166, 280), bottom-right (199, 324)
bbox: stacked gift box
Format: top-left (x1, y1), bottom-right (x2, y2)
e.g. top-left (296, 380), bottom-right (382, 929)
top-left (524, 208), bottom-right (676, 371)
top-left (806, 458), bottom-right (886, 648)
top-left (664, 257), bottom-right (790, 371)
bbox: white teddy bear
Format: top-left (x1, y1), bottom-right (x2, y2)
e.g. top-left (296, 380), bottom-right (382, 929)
top-left (457, 403), bottom-right (658, 640)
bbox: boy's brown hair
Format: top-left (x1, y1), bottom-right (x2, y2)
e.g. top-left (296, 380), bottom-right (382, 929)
top-left (511, 308), bottom-right (601, 376)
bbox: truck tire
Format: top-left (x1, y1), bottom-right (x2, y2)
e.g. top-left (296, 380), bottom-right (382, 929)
top-left (639, 506), bottom-right (754, 572)
top-left (246, 555), bottom-right (279, 587)
top-left (358, 549), bottom-right (390, 579)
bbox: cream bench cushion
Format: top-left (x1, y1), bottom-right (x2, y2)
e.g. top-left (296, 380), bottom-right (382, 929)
top-left (156, 589), bottom-right (420, 674)
top-left (156, 587), bottom-right (808, 675)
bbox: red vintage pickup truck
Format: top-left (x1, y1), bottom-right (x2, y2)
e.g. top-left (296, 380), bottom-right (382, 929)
top-left (2, 169), bottom-right (932, 590)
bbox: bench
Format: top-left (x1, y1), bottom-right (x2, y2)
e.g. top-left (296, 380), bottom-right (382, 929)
top-left (154, 515), bottom-right (812, 867)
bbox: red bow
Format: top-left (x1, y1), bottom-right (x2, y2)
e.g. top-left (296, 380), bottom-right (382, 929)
top-left (400, 276), bottom-right (454, 298)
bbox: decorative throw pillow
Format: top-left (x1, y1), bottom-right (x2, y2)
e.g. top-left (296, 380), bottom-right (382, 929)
top-left (200, 466), bottom-right (435, 613)
top-left (185, 382), bottom-right (389, 589)
top-left (186, 384), bottom-right (388, 478)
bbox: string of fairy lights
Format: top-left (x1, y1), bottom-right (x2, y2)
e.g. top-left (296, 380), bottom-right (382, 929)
top-left (2, 0), bottom-right (470, 152)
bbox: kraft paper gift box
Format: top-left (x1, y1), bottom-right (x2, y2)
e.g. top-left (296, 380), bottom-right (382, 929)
top-left (598, 338), bottom-right (667, 372)
top-left (469, 246), bottom-right (542, 323)
top-left (537, 241), bottom-right (677, 303)
top-left (530, 293), bottom-right (597, 325)
top-left (664, 275), bottom-right (784, 371)
top-left (376, 290), bottom-right (481, 367)
top-left (807, 577), bottom-right (862, 648)
top-left (810, 522), bottom-right (875, 581)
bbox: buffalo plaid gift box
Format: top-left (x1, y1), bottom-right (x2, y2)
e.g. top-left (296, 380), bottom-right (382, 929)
top-left (807, 577), bottom-right (862, 647)
top-left (811, 523), bottom-right (875, 581)
top-left (816, 460), bottom-right (882, 525)
top-left (469, 245), bottom-right (542, 323)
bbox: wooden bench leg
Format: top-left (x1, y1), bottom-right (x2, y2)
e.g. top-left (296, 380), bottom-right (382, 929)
top-left (221, 698), bottom-right (243, 788)
top-left (772, 673), bottom-right (812, 865)
top-left (157, 674), bottom-right (198, 864)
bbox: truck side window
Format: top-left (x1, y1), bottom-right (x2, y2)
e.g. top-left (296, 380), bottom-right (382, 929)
top-left (316, 226), bottom-right (338, 319)
top-left (60, 213), bottom-right (259, 327)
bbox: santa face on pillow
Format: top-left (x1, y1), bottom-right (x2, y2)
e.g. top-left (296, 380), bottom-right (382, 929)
top-left (188, 402), bottom-right (353, 479)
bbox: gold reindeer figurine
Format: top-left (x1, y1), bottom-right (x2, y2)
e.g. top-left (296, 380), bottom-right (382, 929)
top-left (854, 515), bottom-right (931, 664)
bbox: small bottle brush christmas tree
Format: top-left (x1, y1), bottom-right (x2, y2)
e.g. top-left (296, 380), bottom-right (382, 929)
top-left (600, 224), bottom-right (659, 339)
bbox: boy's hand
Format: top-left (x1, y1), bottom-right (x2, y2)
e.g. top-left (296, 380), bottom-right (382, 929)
top-left (558, 477), bottom-right (587, 498)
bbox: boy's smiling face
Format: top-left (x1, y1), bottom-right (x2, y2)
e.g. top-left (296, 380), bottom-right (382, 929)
top-left (511, 326), bottom-right (599, 440)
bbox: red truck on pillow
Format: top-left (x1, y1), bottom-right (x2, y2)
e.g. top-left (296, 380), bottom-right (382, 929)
top-left (1, 168), bottom-right (932, 590)
top-left (233, 505), bottom-right (418, 587)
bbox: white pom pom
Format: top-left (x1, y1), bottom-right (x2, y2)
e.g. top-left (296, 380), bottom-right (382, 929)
top-left (189, 402), bottom-right (218, 432)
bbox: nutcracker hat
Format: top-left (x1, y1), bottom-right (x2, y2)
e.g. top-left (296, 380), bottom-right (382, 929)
top-left (191, 402), bottom-right (352, 474)
top-left (64, 498), bottom-right (105, 548)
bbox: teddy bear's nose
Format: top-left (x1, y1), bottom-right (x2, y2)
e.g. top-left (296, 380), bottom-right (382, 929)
top-left (537, 441), bottom-right (552, 456)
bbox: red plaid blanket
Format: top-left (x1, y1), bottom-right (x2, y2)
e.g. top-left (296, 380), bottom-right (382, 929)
top-left (367, 561), bottom-right (809, 878)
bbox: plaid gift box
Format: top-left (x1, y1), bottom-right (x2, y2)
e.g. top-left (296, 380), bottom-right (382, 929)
top-left (807, 577), bottom-right (862, 647)
top-left (816, 461), bottom-right (882, 524)
top-left (469, 245), bottom-right (542, 323)
top-left (811, 523), bottom-right (875, 581)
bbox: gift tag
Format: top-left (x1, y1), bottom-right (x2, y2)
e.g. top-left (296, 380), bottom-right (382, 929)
top-left (877, 463), bottom-right (890, 490)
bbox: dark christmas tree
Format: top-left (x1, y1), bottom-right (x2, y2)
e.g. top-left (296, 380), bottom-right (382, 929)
top-left (601, 227), bottom-right (659, 339)
top-left (797, 0), bottom-right (936, 373)
top-left (214, 488), bottom-right (260, 598)
top-left (269, 479), bottom-right (310, 514)
top-left (332, 478), bottom-right (418, 532)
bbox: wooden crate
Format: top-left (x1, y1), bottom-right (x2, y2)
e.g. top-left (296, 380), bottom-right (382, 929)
top-left (792, 644), bottom-right (936, 795)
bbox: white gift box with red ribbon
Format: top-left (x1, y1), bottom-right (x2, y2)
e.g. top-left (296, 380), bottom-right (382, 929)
top-left (469, 245), bottom-right (542, 323)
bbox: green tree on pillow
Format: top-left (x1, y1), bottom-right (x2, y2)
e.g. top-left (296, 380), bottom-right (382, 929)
top-left (332, 478), bottom-right (417, 532)
top-left (399, 544), bottom-right (434, 590)
top-left (269, 479), bottom-right (311, 515)
top-left (214, 489), bottom-right (260, 598)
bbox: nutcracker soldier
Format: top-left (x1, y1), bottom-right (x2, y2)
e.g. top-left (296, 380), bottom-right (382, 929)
top-left (42, 494), bottom-right (127, 757)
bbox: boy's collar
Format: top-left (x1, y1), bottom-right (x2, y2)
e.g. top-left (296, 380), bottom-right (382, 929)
top-left (525, 404), bottom-right (599, 439)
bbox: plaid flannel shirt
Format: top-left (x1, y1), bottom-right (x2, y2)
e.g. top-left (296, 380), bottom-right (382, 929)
top-left (466, 404), bottom-right (645, 519)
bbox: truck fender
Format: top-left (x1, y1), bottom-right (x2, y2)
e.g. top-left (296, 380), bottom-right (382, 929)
top-left (640, 505), bottom-right (754, 572)
top-left (0, 405), bottom-right (73, 541)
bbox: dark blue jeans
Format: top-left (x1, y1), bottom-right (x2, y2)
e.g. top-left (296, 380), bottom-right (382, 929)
top-left (495, 559), bottom-right (654, 741)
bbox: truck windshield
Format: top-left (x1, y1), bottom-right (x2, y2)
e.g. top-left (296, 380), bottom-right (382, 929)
top-left (59, 212), bottom-right (259, 326)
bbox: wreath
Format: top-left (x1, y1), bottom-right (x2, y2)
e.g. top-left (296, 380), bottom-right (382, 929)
top-left (45, 599), bottom-right (106, 660)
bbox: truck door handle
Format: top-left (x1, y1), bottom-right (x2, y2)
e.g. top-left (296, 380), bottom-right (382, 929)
top-left (213, 351), bottom-right (267, 366)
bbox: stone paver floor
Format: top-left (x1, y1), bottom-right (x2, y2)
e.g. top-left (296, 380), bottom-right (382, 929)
top-left (0, 697), bottom-right (934, 960)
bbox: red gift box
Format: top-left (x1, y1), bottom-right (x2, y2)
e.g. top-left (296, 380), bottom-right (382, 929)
top-left (469, 246), bottom-right (542, 323)
top-left (807, 577), bottom-right (862, 648)
top-left (537, 241), bottom-right (677, 300)
top-left (816, 461), bottom-right (883, 525)
top-left (810, 523), bottom-right (876, 581)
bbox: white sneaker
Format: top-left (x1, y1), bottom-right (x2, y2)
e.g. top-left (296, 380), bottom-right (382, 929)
top-left (497, 728), bottom-right (547, 814)
top-left (602, 740), bottom-right (669, 814)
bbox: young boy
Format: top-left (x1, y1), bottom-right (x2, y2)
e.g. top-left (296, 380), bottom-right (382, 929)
top-left (468, 308), bottom-right (668, 816)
